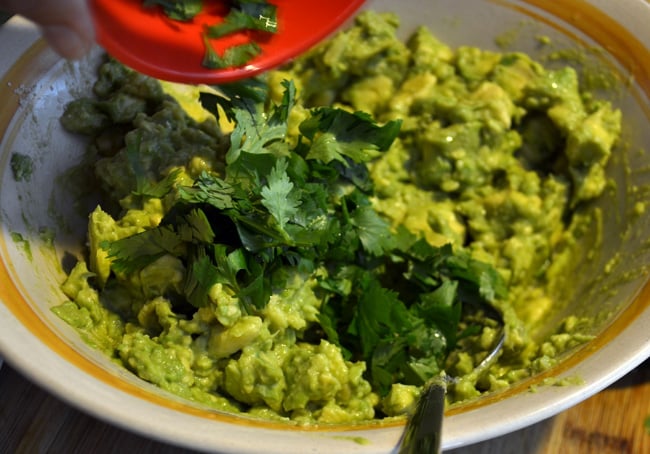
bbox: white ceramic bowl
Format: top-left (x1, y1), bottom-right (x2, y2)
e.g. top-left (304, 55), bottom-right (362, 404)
top-left (1, 1), bottom-right (650, 452)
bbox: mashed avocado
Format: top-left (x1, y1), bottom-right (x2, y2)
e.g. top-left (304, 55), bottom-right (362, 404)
top-left (54, 11), bottom-right (620, 423)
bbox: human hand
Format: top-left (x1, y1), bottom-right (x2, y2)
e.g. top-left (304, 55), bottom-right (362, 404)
top-left (0, 0), bottom-right (94, 59)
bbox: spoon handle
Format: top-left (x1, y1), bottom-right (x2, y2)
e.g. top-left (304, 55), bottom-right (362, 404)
top-left (398, 378), bottom-right (446, 454)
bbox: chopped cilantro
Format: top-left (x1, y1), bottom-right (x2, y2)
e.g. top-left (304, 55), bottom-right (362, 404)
top-left (203, 41), bottom-right (262, 70)
top-left (143, 0), bottom-right (278, 69)
top-left (300, 109), bottom-right (402, 164)
top-left (10, 153), bottom-right (34, 182)
top-left (205, 1), bottom-right (278, 38)
top-left (143, 0), bottom-right (203, 21)
top-left (101, 79), bottom-right (507, 392)
top-left (260, 159), bottom-right (301, 231)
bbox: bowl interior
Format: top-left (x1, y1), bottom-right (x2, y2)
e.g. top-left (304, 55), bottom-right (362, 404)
top-left (1, 1), bottom-right (650, 452)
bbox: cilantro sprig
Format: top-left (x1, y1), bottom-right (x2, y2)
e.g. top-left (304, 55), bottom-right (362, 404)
top-left (101, 79), bottom-right (506, 393)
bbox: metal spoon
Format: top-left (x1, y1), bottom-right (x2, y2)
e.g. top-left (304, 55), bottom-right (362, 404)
top-left (399, 307), bottom-right (506, 454)
top-left (89, 0), bottom-right (365, 85)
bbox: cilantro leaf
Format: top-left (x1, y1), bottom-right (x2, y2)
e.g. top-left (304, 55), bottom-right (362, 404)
top-left (350, 205), bottom-right (394, 256)
top-left (199, 78), bottom-right (268, 125)
top-left (200, 80), bottom-right (292, 163)
top-left (260, 159), bottom-right (301, 230)
top-left (347, 273), bottom-right (411, 359)
top-left (212, 244), bottom-right (248, 291)
top-left (102, 227), bottom-right (185, 274)
top-left (177, 172), bottom-right (235, 210)
top-left (203, 40), bottom-right (262, 70)
top-left (143, 0), bottom-right (203, 20)
top-left (221, 80), bottom-right (294, 162)
top-left (184, 247), bottom-right (219, 308)
top-left (370, 338), bottom-right (409, 394)
top-left (444, 253), bottom-right (508, 303)
top-left (300, 108), bottom-right (402, 164)
top-left (176, 208), bottom-right (216, 244)
top-left (205, 1), bottom-right (278, 38)
top-left (268, 80), bottom-right (296, 126)
top-left (237, 263), bottom-right (269, 311)
top-left (414, 280), bottom-right (462, 348)
top-left (133, 168), bottom-right (182, 198)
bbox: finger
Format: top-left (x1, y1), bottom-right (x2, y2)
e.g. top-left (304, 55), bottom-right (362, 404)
top-left (3, 0), bottom-right (95, 59)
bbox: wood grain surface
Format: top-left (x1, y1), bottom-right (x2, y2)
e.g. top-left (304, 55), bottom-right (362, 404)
top-left (0, 360), bottom-right (648, 453)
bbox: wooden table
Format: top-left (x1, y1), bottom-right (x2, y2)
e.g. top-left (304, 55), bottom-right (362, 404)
top-left (0, 360), bottom-right (647, 453)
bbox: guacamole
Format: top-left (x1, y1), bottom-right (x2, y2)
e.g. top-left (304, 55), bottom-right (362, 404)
top-left (54, 11), bottom-right (621, 423)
